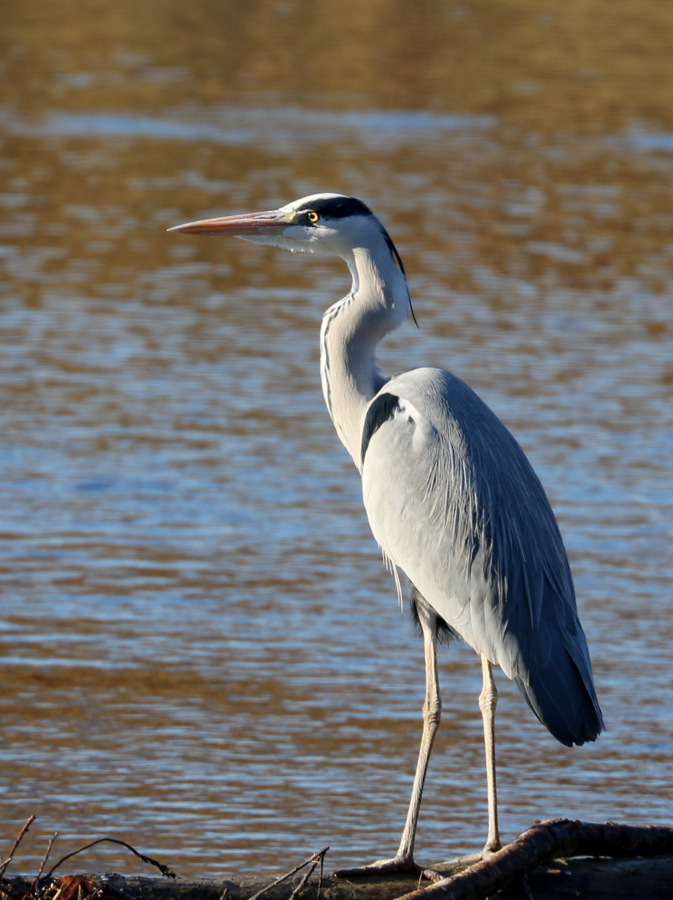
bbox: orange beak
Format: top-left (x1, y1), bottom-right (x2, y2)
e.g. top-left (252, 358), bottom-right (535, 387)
top-left (168, 209), bottom-right (293, 236)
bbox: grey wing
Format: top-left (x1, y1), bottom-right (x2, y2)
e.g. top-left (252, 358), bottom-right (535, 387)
top-left (361, 367), bottom-right (603, 747)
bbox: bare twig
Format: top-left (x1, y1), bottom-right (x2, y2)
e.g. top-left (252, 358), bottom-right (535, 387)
top-left (0, 815), bottom-right (36, 879)
top-left (32, 833), bottom-right (59, 895)
top-left (288, 861), bottom-right (316, 900)
top-left (289, 849), bottom-right (328, 900)
top-left (247, 848), bottom-right (329, 900)
top-left (316, 846), bottom-right (327, 900)
top-left (44, 838), bottom-right (175, 882)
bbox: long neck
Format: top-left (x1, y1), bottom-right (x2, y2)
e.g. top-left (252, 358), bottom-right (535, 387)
top-left (320, 241), bottom-right (411, 469)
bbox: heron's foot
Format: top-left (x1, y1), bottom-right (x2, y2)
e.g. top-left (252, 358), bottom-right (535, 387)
top-left (427, 844), bottom-right (505, 880)
top-left (482, 837), bottom-right (502, 857)
top-left (333, 855), bottom-right (443, 882)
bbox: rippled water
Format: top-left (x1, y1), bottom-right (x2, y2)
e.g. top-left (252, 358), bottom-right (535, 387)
top-left (1, 0), bottom-right (672, 881)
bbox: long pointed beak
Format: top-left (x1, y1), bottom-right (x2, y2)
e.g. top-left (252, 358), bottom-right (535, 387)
top-left (168, 208), bottom-right (293, 236)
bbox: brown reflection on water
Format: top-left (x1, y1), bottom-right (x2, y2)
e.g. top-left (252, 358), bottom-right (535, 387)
top-left (4, 0), bottom-right (673, 133)
top-left (1, 0), bottom-right (673, 881)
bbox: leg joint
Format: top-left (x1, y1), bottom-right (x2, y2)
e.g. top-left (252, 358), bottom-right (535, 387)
top-left (422, 694), bottom-right (442, 727)
top-left (478, 681), bottom-right (498, 714)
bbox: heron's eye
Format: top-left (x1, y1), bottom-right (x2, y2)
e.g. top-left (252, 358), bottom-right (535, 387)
top-left (306, 211), bottom-right (319, 223)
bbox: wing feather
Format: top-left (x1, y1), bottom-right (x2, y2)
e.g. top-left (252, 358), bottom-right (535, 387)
top-left (361, 367), bottom-right (603, 746)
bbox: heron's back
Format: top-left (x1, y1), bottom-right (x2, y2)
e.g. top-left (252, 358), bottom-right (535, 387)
top-left (361, 367), bottom-right (603, 747)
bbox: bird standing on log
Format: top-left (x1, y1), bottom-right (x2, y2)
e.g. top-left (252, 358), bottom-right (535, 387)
top-left (170, 192), bottom-right (603, 874)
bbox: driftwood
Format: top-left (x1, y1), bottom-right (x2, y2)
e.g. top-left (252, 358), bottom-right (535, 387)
top-left (2, 818), bottom-right (673, 900)
top-left (395, 818), bottom-right (673, 899)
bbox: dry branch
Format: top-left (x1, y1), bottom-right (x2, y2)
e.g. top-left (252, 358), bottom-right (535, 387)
top-left (0, 816), bottom-right (36, 879)
top-left (44, 837), bottom-right (175, 882)
top-left (247, 848), bottom-right (328, 900)
top-left (33, 832), bottom-right (58, 892)
top-left (397, 818), bottom-right (673, 900)
top-left (0, 823), bottom-right (176, 900)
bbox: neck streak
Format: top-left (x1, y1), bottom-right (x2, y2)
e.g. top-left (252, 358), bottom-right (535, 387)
top-left (319, 242), bottom-right (410, 469)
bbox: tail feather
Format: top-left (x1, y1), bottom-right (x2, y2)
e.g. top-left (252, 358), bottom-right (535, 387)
top-left (515, 647), bottom-right (604, 747)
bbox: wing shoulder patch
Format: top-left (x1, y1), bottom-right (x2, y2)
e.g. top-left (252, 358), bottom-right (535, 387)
top-left (361, 392), bottom-right (401, 465)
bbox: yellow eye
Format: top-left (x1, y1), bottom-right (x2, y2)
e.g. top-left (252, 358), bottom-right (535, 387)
top-left (307, 211), bottom-right (319, 223)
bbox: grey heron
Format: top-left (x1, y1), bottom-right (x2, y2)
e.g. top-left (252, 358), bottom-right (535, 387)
top-left (169, 193), bottom-right (603, 874)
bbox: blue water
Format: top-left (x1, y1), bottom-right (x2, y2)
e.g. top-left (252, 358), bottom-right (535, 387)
top-left (1, 93), bottom-right (672, 878)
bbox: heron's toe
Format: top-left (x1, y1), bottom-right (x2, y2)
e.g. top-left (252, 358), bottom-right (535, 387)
top-left (333, 855), bottom-right (440, 881)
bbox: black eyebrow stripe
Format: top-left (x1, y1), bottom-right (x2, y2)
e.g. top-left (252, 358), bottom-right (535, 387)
top-left (294, 196), bottom-right (374, 219)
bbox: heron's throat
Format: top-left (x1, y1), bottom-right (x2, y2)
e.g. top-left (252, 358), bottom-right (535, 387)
top-left (319, 247), bottom-right (410, 468)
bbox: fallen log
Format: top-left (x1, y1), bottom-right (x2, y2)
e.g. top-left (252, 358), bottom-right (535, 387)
top-left (2, 819), bottom-right (673, 900)
top-left (396, 818), bottom-right (673, 900)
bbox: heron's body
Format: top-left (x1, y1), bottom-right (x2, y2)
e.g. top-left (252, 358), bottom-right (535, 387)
top-left (362, 367), bottom-right (598, 746)
top-left (170, 192), bottom-right (603, 873)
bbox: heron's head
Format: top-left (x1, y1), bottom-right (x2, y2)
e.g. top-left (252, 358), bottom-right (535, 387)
top-left (169, 192), bottom-right (405, 273)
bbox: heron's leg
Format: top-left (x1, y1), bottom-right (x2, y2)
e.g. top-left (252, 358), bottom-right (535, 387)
top-left (394, 610), bottom-right (441, 865)
top-left (479, 654), bottom-right (501, 854)
top-left (334, 610), bottom-right (441, 879)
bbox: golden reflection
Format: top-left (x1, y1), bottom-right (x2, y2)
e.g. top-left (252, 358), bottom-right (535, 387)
top-left (1, 0), bottom-right (673, 133)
